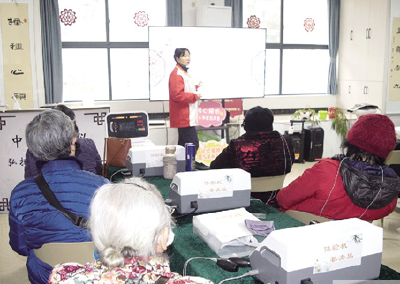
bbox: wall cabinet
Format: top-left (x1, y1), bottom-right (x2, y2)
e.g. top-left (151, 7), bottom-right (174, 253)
top-left (338, 0), bottom-right (389, 109)
top-left (337, 80), bottom-right (383, 109)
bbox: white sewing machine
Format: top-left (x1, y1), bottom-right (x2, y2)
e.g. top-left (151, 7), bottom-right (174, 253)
top-left (168, 168), bottom-right (251, 214)
top-left (249, 218), bottom-right (383, 284)
top-left (126, 145), bottom-right (185, 177)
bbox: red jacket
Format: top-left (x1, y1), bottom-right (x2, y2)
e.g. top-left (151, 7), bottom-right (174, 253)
top-left (277, 158), bottom-right (399, 221)
top-left (168, 64), bottom-right (199, 128)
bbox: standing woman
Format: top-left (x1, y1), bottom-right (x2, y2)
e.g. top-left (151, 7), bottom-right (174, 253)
top-left (169, 48), bottom-right (201, 152)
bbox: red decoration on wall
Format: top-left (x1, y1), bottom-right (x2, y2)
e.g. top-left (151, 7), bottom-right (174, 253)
top-left (304, 18), bottom-right (315, 32)
top-left (59, 9), bottom-right (77, 26)
top-left (133, 11), bottom-right (149, 27)
top-left (247, 15), bottom-right (260, 29)
top-left (223, 99), bottom-right (243, 118)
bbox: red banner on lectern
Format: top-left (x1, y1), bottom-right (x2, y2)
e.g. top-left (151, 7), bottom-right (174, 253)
top-left (198, 100), bottom-right (227, 127)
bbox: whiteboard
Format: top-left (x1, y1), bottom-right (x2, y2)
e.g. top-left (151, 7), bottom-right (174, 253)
top-left (149, 27), bottom-right (266, 101)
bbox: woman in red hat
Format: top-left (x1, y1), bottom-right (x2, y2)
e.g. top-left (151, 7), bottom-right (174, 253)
top-left (277, 114), bottom-right (400, 221)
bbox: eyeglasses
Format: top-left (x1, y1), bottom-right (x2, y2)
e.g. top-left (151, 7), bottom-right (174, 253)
top-left (71, 142), bottom-right (80, 150)
top-left (124, 182), bottom-right (149, 191)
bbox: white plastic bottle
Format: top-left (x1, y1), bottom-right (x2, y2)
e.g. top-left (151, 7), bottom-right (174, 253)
top-left (163, 146), bottom-right (177, 179)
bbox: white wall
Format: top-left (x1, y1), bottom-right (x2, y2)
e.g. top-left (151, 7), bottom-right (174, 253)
top-left (33, 0), bottom-right (45, 107)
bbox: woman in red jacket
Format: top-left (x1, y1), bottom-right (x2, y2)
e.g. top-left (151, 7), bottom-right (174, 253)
top-left (169, 48), bottom-right (201, 152)
top-left (277, 114), bottom-right (400, 222)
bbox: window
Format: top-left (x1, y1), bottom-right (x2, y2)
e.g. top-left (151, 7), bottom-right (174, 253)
top-left (59, 0), bottom-right (166, 101)
top-left (59, 0), bottom-right (329, 102)
top-left (243, 0), bottom-right (329, 95)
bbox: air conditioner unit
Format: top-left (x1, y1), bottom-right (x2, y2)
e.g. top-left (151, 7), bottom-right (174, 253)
top-left (196, 5), bottom-right (232, 27)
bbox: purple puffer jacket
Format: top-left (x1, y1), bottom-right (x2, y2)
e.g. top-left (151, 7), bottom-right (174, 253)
top-left (24, 138), bottom-right (103, 178)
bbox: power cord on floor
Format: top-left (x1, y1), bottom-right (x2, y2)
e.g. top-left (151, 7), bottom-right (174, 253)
top-left (183, 257), bottom-right (251, 276)
top-left (110, 168), bottom-right (132, 183)
top-left (217, 269), bottom-right (259, 284)
top-left (183, 257), bottom-right (216, 276)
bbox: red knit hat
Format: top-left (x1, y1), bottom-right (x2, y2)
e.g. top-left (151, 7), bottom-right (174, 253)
top-left (346, 114), bottom-right (396, 159)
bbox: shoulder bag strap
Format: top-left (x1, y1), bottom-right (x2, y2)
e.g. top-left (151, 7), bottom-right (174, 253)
top-left (34, 174), bottom-right (88, 228)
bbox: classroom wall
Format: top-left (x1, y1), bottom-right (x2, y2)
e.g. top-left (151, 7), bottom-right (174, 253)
top-left (18, 0), bottom-right (336, 114)
top-left (5, 0), bottom-right (399, 121)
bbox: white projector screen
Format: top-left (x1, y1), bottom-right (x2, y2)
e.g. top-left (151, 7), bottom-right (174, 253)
top-left (149, 26), bottom-right (266, 101)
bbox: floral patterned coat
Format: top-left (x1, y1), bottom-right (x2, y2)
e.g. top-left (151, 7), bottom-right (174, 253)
top-left (210, 131), bottom-right (294, 177)
top-left (48, 256), bottom-right (213, 284)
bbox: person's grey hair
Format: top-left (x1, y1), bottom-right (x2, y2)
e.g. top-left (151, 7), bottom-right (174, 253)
top-left (89, 177), bottom-right (174, 269)
top-left (25, 109), bottom-right (75, 161)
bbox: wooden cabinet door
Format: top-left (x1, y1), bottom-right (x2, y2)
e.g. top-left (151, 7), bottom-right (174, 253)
top-left (352, 0), bottom-right (370, 81)
top-left (338, 80), bottom-right (383, 110)
top-left (366, 0), bottom-right (389, 82)
top-left (361, 81), bottom-right (385, 108)
top-left (339, 0), bottom-right (355, 81)
top-left (338, 80), bottom-right (356, 109)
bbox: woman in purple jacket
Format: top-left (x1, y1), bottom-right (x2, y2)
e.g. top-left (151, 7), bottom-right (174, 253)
top-left (24, 105), bottom-right (103, 178)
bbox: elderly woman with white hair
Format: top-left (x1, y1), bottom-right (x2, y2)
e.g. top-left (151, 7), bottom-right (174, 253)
top-left (48, 177), bottom-right (213, 284)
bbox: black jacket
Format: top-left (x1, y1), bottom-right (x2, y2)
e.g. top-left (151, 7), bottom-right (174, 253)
top-left (334, 155), bottom-right (400, 209)
top-left (210, 131), bottom-right (294, 177)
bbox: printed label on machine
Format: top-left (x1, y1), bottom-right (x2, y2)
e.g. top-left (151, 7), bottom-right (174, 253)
top-left (198, 175), bottom-right (234, 199)
top-left (145, 151), bottom-right (164, 168)
top-left (313, 233), bottom-right (363, 274)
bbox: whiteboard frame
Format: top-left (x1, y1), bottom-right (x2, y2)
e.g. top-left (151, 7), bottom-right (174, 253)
top-left (148, 26), bottom-right (266, 101)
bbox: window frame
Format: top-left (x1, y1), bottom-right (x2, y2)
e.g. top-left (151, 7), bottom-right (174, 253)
top-left (60, 0), bottom-right (151, 102)
top-left (60, 0), bottom-right (329, 102)
top-left (265, 0), bottom-right (329, 96)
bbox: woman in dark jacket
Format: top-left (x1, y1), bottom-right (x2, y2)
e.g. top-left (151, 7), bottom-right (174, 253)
top-left (9, 110), bottom-right (109, 284)
top-left (277, 114), bottom-right (400, 221)
top-left (210, 106), bottom-right (294, 202)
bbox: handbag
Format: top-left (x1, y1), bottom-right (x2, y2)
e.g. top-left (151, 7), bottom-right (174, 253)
top-left (34, 174), bottom-right (88, 229)
top-left (102, 137), bottom-right (132, 177)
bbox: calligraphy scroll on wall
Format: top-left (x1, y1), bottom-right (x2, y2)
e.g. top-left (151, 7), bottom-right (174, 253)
top-left (389, 17), bottom-right (400, 101)
top-left (0, 107), bottom-right (109, 214)
top-left (0, 1), bottom-right (36, 109)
